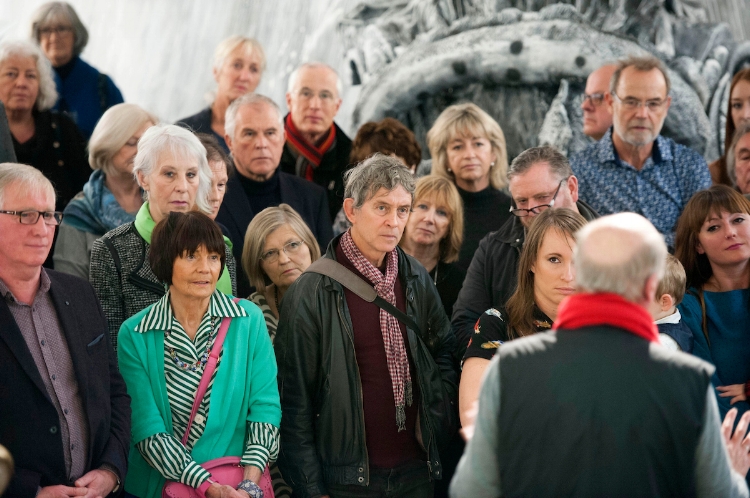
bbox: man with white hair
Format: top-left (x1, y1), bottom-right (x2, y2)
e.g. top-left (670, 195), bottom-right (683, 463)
top-left (0, 163), bottom-right (130, 498)
top-left (281, 63), bottom-right (353, 219)
top-left (216, 93), bottom-right (332, 296)
top-left (451, 213), bottom-right (750, 497)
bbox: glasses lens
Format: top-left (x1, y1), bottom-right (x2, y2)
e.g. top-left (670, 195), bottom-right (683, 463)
top-left (261, 250), bottom-right (278, 263)
top-left (43, 212), bottom-right (63, 225)
top-left (510, 209), bottom-right (529, 217)
top-left (19, 212), bottom-right (40, 224)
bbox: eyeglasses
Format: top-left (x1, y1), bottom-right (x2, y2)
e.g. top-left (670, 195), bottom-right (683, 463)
top-left (611, 92), bottom-right (668, 112)
top-left (38, 25), bottom-right (73, 37)
top-left (509, 180), bottom-right (565, 218)
top-left (260, 240), bottom-right (306, 263)
top-left (0, 210), bottom-right (63, 225)
top-left (297, 89), bottom-right (337, 103)
top-left (582, 93), bottom-right (605, 106)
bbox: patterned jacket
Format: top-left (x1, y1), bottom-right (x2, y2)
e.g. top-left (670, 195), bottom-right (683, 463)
top-left (89, 222), bottom-right (237, 351)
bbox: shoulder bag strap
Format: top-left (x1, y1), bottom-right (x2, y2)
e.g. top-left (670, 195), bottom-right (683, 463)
top-left (181, 297), bottom-right (240, 445)
top-left (686, 288), bottom-right (709, 348)
top-left (305, 258), bottom-right (422, 335)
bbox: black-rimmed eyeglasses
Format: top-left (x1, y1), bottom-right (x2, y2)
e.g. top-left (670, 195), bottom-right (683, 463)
top-left (0, 210), bottom-right (64, 226)
top-left (509, 180), bottom-right (565, 218)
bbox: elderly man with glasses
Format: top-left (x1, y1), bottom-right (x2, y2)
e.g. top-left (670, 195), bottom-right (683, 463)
top-left (451, 145), bottom-right (599, 354)
top-left (570, 55), bottom-right (711, 248)
top-left (581, 64), bottom-right (617, 141)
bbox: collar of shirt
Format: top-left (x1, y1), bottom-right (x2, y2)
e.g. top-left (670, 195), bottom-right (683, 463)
top-left (134, 289), bottom-right (247, 333)
top-left (654, 308), bottom-right (682, 325)
top-left (595, 128), bottom-right (674, 168)
top-left (0, 268), bottom-right (51, 304)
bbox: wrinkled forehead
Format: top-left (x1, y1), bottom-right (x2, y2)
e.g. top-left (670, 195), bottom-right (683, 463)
top-left (615, 67), bottom-right (668, 98)
top-left (1, 180), bottom-right (55, 209)
top-left (508, 162), bottom-right (562, 196)
top-left (294, 66), bottom-right (338, 93)
top-left (238, 102), bottom-right (282, 129)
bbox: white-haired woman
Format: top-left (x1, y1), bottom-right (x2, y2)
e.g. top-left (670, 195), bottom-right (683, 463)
top-left (90, 124), bottom-right (237, 351)
top-left (30, 1), bottom-right (124, 139)
top-left (53, 103), bottom-right (157, 279)
top-left (177, 36), bottom-right (265, 152)
top-left (0, 39), bottom-right (88, 212)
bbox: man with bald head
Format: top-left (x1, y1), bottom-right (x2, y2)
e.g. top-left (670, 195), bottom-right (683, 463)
top-left (581, 64), bottom-right (617, 140)
top-left (281, 63), bottom-right (353, 219)
top-left (451, 213), bottom-right (750, 497)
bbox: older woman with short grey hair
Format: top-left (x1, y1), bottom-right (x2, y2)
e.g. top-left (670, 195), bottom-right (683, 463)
top-left (727, 121), bottom-right (750, 197)
top-left (30, 1), bottom-right (124, 138)
top-left (54, 103), bottom-right (157, 279)
top-left (90, 124), bottom-right (237, 351)
top-left (0, 39), bottom-right (89, 215)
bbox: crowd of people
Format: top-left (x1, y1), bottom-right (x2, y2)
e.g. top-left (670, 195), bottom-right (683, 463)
top-left (2, 2), bottom-right (750, 498)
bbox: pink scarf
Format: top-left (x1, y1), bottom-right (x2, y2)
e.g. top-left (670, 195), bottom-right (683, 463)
top-left (340, 230), bottom-right (413, 431)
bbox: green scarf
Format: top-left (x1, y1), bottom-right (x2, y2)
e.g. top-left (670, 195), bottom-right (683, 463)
top-left (134, 203), bottom-right (233, 295)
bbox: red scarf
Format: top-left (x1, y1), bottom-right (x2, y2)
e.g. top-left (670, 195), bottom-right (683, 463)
top-left (554, 293), bottom-right (660, 343)
top-left (284, 113), bottom-right (336, 181)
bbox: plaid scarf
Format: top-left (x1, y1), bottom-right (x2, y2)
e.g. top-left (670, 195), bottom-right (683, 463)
top-left (284, 113), bottom-right (336, 181)
top-left (340, 230), bottom-right (413, 431)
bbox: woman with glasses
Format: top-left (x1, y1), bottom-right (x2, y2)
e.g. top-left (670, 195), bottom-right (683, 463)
top-left (428, 103), bottom-right (512, 270)
top-left (30, 2), bottom-right (124, 139)
top-left (458, 208), bottom-right (587, 428)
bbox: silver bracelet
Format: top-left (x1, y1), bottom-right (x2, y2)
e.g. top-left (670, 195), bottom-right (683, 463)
top-left (236, 479), bottom-right (263, 498)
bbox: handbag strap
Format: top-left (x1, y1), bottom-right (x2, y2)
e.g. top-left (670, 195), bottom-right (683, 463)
top-left (181, 297), bottom-right (240, 445)
top-left (305, 258), bottom-right (422, 335)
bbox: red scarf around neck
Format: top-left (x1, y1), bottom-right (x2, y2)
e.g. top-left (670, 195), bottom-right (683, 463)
top-left (554, 293), bottom-right (660, 343)
top-left (285, 113), bottom-right (336, 180)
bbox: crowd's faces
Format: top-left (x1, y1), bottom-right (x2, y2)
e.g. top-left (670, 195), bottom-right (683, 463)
top-left (345, 186), bottom-right (413, 267)
top-left (260, 224), bottom-right (313, 290)
top-left (214, 46), bottom-right (263, 104)
top-left (138, 152), bottom-right (200, 223)
top-left (508, 161), bottom-right (579, 228)
top-left (0, 184), bottom-right (56, 270)
top-left (445, 133), bottom-right (496, 192)
top-left (531, 227), bottom-right (576, 315)
top-left (734, 133), bottom-right (750, 194)
top-left (38, 23), bottom-right (75, 67)
top-left (404, 195), bottom-right (451, 248)
top-left (609, 66), bottom-right (671, 148)
top-left (110, 121), bottom-right (154, 177)
top-left (581, 65), bottom-right (615, 140)
top-left (207, 160), bottom-right (228, 220)
top-left (696, 210), bottom-right (750, 268)
top-left (170, 245), bottom-right (222, 302)
top-left (285, 66), bottom-right (342, 143)
top-left (227, 103), bottom-right (284, 182)
top-left (0, 56), bottom-right (40, 113)
top-left (731, 80), bottom-right (750, 129)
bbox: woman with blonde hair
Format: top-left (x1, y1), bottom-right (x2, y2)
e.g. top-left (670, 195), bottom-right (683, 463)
top-left (54, 103), bottom-right (157, 278)
top-left (178, 36), bottom-right (265, 152)
top-left (427, 102), bottom-right (511, 269)
top-left (400, 175), bottom-right (465, 318)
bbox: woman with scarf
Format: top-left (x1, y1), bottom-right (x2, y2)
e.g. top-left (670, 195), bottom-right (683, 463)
top-left (54, 103), bottom-right (156, 278)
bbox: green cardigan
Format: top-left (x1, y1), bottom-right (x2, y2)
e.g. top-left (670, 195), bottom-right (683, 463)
top-left (117, 297), bottom-right (280, 498)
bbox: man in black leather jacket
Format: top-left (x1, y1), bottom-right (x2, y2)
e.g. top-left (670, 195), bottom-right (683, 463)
top-left (275, 155), bottom-right (458, 498)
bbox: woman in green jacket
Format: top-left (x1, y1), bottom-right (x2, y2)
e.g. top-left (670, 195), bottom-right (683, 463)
top-left (118, 211), bottom-right (280, 498)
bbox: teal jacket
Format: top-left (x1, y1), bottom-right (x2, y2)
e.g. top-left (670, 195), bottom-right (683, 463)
top-left (117, 297), bottom-right (280, 498)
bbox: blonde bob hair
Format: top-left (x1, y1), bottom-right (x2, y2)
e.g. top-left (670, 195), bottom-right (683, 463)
top-left (400, 175), bottom-right (464, 263)
top-left (427, 103), bottom-right (508, 190)
top-left (213, 36), bottom-right (266, 75)
top-left (88, 104), bottom-right (158, 175)
top-left (242, 204), bottom-right (321, 291)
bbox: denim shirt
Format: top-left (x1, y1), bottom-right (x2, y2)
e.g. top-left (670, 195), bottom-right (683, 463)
top-left (570, 129), bottom-right (711, 247)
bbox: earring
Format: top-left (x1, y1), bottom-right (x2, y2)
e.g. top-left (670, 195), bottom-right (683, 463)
top-left (490, 162), bottom-right (495, 167)
top-left (447, 168), bottom-right (452, 173)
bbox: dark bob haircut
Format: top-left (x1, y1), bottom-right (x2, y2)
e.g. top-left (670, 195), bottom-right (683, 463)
top-left (350, 117), bottom-right (422, 170)
top-left (149, 211), bottom-right (226, 286)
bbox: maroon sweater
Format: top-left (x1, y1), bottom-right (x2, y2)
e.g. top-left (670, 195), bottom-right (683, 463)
top-left (336, 244), bottom-right (425, 468)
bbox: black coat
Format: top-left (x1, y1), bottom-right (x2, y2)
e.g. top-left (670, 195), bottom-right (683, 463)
top-left (216, 170), bottom-right (334, 297)
top-left (0, 270), bottom-right (131, 497)
top-left (175, 107), bottom-right (229, 153)
top-left (279, 120), bottom-right (352, 220)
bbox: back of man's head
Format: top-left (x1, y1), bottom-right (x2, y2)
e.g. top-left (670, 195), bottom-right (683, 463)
top-left (574, 213), bottom-right (666, 304)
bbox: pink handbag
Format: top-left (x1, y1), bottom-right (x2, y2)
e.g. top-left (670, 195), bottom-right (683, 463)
top-left (162, 302), bottom-right (275, 498)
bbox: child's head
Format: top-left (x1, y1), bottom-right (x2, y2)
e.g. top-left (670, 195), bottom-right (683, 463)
top-left (649, 254), bottom-right (687, 320)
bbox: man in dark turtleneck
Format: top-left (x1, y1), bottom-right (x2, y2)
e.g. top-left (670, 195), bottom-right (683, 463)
top-left (216, 93), bottom-right (333, 296)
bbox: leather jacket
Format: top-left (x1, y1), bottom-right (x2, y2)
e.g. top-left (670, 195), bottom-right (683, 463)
top-left (275, 238), bottom-right (458, 498)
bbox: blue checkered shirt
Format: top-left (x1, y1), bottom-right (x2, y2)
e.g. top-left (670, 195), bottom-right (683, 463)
top-left (570, 129), bottom-right (711, 247)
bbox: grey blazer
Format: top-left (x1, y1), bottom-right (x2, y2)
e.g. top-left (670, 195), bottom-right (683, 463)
top-left (89, 222), bottom-right (237, 351)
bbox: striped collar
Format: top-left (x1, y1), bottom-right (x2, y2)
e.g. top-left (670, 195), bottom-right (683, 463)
top-left (135, 290), bottom-right (247, 333)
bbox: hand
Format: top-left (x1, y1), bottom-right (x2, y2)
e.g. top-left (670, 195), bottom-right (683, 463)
top-left (721, 408), bottom-right (750, 477)
top-left (37, 485), bottom-right (88, 498)
top-left (74, 469), bottom-right (118, 498)
top-left (205, 483), bottom-right (247, 498)
top-left (717, 384), bottom-right (748, 405)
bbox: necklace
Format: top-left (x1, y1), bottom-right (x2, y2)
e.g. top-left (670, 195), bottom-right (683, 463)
top-left (431, 263), bottom-right (438, 285)
top-left (274, 286), bottom-right (280, 312)
top-left (165, 317), bottom-right (219, 371)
